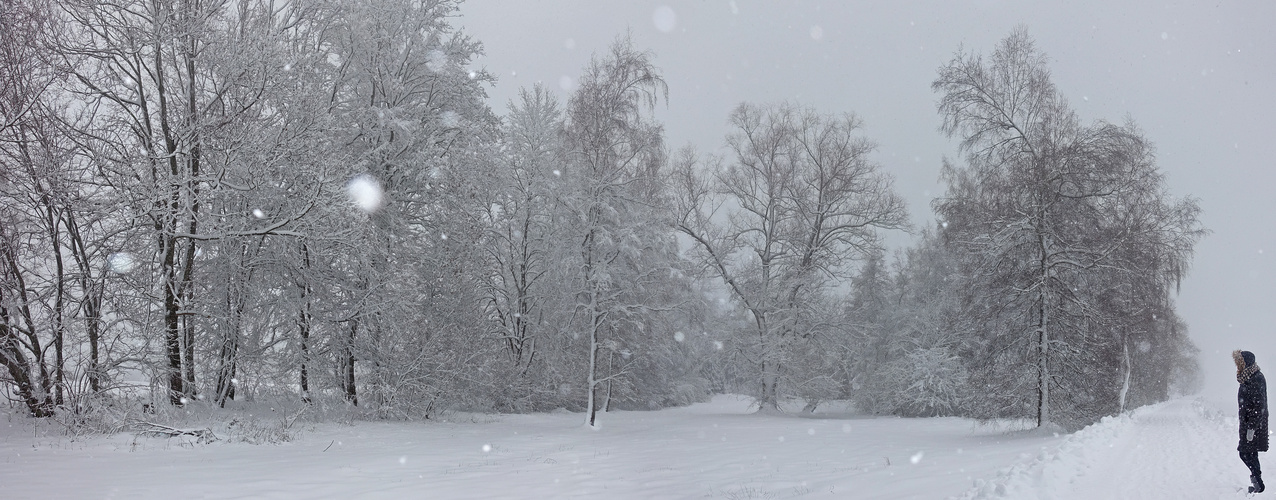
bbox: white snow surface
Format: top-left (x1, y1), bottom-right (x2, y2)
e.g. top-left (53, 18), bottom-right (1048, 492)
top-left (961, 397), bottom-right (1250, 499)
top-left (0, 395), bottom-right (1256, 499)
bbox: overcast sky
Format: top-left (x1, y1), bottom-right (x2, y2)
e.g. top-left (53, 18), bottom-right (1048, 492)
top-left (456, 0), bottom-right (1276, 404)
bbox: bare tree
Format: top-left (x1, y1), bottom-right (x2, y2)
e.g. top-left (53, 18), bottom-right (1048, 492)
top-left (483, 84), bottom-right (563, 380)
top-left (675, 102), bottom-right (907, 412)
top-left (60, 0), bottom-right (238, 404)
top-left (0, 0), bottom-right (74, 417)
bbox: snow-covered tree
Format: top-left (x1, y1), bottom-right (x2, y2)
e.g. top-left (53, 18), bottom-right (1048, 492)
top-left (306, 0), bottom-right (497, 415)
top-left (478, 84), bottom-right (566, 410)
top-left (932, 28), bottom-right (1205, 428)
top-left (675, 103), bottom-right (907, 412)
top-left (867, 229), bottom-right (972, 416)
top-left (559, 36), bottom-right (678, 426)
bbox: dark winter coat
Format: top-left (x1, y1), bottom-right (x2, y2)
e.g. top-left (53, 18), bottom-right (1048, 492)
top-left (1237, 350), bottom-right (1269, 452)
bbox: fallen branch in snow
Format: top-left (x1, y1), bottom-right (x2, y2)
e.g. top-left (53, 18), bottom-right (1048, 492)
top-left (129, 420), bottom-right (219, 443)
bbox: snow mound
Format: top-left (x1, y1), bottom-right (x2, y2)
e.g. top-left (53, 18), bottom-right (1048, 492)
top-left (955, 397), bottom-right (1250, 499)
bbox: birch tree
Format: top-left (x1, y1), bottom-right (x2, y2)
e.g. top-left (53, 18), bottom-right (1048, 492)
top-left (932, 28), bottom-right (1204, 427)
top-left (560, 36), bottom-right (674, 426)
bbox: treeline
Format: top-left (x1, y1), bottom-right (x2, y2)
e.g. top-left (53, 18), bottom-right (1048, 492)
top-left (0, 0), bottom-right (1201, 430)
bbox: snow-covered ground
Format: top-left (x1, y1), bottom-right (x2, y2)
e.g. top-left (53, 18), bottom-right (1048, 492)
top-left (0, 395), bottom-right (1257, 499)
top-left (962, 398), bottom-right (1252, 499)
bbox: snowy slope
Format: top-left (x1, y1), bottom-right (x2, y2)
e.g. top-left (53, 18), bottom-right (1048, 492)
top-left (1, 395), bottom-right (1064, 499)
top-left (959, 397), bottom-right (1252, 499)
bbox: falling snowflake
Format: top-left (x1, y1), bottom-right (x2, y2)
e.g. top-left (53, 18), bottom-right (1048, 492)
top-left (653, 6), bottom-right (677, 32)
top-left (346, 175), bottom-right (383, 213)
top-left (673, 331), bottom-right (685, 342)
top-left (910, 451), bottom-right (925, 464)
top-left (107, 252), bottom-right (137, 274)
top-left (252, 209), bottom-right (266, 219)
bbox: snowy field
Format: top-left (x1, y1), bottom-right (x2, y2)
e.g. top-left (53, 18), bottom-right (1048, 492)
top-left (0, 395), bottom-right (1258, 499)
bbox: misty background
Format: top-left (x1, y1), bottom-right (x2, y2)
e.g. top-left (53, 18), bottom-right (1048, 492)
top-left (459, 0), bottom-right (1276, 405)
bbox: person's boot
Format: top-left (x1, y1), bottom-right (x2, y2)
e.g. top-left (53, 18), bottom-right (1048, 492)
top-left (1250, 474), bottom-right (1265, 493)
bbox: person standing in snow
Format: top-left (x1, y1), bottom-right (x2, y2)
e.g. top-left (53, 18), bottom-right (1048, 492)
top-left (1236, 349), bottom-right (1269, 494)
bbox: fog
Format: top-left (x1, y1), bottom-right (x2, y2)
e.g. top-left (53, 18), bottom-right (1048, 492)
top-left (459, 0), bottom-right (1276, 405)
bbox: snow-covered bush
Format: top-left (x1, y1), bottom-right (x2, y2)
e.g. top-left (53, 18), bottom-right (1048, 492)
top-left (881, 347), bottom-right (969, 417)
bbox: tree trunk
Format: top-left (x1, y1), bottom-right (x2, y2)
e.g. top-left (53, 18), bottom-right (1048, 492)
top-left (181, 300), bottom-right (197, 399)
top-left (165, 279), bottom-right (184, 405)
top-left (760, 358), bottom-right (780, 412)
top-left (298, 243), bottom-right (312, 403)
top-left (585, 321), bottom-right (599, 427)
top-left (1036, 245), bottom-right (1050, 427)
top-left (47, 204), bottom-right (65, 406)
top-left (299, 311), bottom-right (310, 403)
top-left (582, 224), bottom-right (600, 427)
top-left (0, 302), bottom-right (53, 417)
top-left (86, 295), bottom-right (101, 392)
top-left (342, 319), bottom-right (358, 406)
top-left (756, 312), bottom-right (780, 412)
top-left (602, 350), bottom-right (614, 413)
top-left (215, 268), bottom-right (242, 408)
top-left (66, 212), bottom-right (102, 393)
top-left (152, 23), bottom-right (188, 405)
top-left (179, 40), bottom-right (202, 402)
top-left (1118, 338), bottom-right (1131, 413)
top-left (214, 340), bottom-right (237, 408)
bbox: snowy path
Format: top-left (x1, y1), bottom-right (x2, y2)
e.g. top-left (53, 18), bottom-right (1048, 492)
top-left (960, 398), bottom-right (1253, 499)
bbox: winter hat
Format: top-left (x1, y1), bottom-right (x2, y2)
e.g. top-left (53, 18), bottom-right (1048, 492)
top-left (1236, 350), bottom-right (1261, 383)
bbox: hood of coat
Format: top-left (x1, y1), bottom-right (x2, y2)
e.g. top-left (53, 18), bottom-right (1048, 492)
top-left (1236, 350), bottom-right (1261, 383)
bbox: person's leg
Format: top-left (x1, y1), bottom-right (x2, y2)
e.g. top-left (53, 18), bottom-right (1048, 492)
top-left (1260, 453), bottom-right (1268, 492)
top-left (1242, 450), bottom-right (1265, 491)
top-left (1243, 450), bottom-right (1263, 475)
